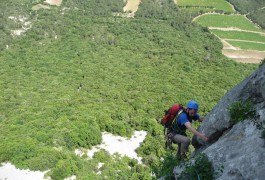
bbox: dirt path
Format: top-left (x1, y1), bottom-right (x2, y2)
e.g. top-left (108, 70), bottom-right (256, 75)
top-left (192, 12), bottom-right (219, 22)
top-left (123, 0), bottom-right (141, 13)
top-left (220, 39), bottom-right (238, 50)
top-left (44, 0), bottom-right (62, 6)
top-left (222, 49), bottom-right (265, 63)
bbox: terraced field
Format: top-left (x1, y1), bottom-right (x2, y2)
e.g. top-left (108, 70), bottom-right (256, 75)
top-left (176, 0), bottom-right (265, 64)
top-left (177, 0), bottom-right (235, 13)
top-left (194, 13), bottom-right (265, 63)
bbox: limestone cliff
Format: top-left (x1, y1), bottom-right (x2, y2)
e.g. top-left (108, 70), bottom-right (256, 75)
top-left (178, 64), bottom-right (265, 179)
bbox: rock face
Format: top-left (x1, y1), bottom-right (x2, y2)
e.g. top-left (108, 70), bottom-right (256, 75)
top-left (191, 64), bottom-right (265, 179)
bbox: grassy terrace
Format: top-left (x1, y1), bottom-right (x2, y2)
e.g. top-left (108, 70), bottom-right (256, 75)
top-left (195, 14), bottom-right (262, 32)
top-left (177, 0), bottom-right (235, 13)
top-left (227, 40), bottom-right (265, 51)
top-left (211, 30), bottom-right (265, 43)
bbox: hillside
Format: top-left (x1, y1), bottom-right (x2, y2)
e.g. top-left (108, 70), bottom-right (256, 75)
top-left (173, 64), bottom-right (265, 179)
top-left (0, 0), bottom-right (259, 179)
top-left (175, 0), bottom-right (265, 63)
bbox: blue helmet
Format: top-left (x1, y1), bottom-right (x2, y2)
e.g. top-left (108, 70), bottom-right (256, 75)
top-left (187, 100), bottom-right (199, 110)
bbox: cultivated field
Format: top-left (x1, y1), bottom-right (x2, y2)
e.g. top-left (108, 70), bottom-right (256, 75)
top-left (210, 30), bottom-right (265, 43)
top-left (177, 0), bottom-right (235, 13)
top-left (194, 13), bottom-right (265, 63)
top-left (226, 40), bottom-right (265, 51)
top-left (195, 14), bottom-right (261, 32)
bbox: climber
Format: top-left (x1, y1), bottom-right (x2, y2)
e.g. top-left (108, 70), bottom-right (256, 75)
top-left (167, 100), bottom-right (208, 159)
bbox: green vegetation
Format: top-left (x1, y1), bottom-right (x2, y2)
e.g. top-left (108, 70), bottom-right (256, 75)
top-left (135, 0), bottom-right (180, 20)
top-left (228, 100), bottom-right (256, 124)
top-left (155, 152), bottom-right (181, 179)
top-left (226, 40), bottom-right (265, 51)
top-left (260, 58), bottom-right (265, 67)
top-left (226, 0), bottom-right (265, 13)
top-left (179, 153), bottom-right (214, 180)
top-left (226, 0), bottom-right (265, 29)
top-left (248, 8), bottom-right (265, 29)
top-left (179, 0), bottom-right (265, 53)
top-left (0, 0), bottom-right (259, 179)
top-left (195, 13), bottom-right (265, 51)
top-left (179, 7), bottom-right (214, 13)
top-left (211, 30), bottom-right (265, 43)
top-left (195, 14), bottom-right (262, 32)
top-left (228, 97), bottom-right (265, 141)
top-left (177, 0), bottom-right (235, 13)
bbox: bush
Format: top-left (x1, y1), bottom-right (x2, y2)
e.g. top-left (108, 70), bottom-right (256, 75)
top-left (93, 149), bottom-right (111, 161)
top-left (179, 153), bottom-right (214, 180)
top-left (26, 148), bottom-right (62, 171)
top-left (49, 153), bottom-right (81, 180)
top-left (259, 58), bottom-right (265, 67)
top-left (63, 120), bottom-right (102, 149)
top-left (157, 152), bottom-right (180, 179)
top-left (228, 100), bottom-right (256, 124)
top-left (50, 160), bottom-right (75, 180)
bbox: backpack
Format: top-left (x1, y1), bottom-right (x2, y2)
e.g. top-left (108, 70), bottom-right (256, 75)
top-left (160, 104), bottom-right (184, 149)
top-left (161, 104), bottom-right (183, 128)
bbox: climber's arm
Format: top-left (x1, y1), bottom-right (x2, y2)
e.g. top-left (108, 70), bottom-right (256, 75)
top-left (185, 122), bottom-right (208, 141)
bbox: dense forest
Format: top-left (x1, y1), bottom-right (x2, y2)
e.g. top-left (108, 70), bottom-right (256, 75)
top-left (0, 0), bottom-right (259, 179)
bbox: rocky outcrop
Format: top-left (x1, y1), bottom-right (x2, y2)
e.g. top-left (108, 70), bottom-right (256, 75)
top-left (202, 120), bottom-right (265, 179)
top-left (180, 64), bottom-right (265, 179)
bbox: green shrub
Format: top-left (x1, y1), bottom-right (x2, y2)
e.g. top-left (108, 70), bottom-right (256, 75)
top-left (49, 154), bottom-right (81, 180)
top-left (228, 100), bottom-right (256, 124)
top-left (259, 58), bottom-right (265, 67)
top-left (93, 150), bottom-right (111, 162)
top-left (63, 121), bottom-right (102, 150)
top-left (179, 153), bottom-right (214, 180)
top-left (50, 160), bottom-right (74, 180)
top-left (158, 152), bottom-right (180, 179)
top-left (26, 148), bottom-right (62, 171)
